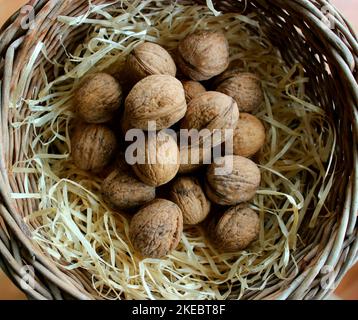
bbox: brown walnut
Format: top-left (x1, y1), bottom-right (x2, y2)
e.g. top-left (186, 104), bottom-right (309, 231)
top-left (124, 75), bottom-right (187, 130)
top-left (177, 30), bottom-right (229, 81)
top-left (127, 42), bottom-right (176, 83)
top-left (233, 113), bottom-right (266, 157)
top-left (132, 131), bottom-right (180, 186)
top-left (101, 167), bottom-right (155, 211)
top-left (73, 72), bottom-right (122, 123)
top-left (170, 177), bottom-right (211, 225)
top-left (181, 80), bottom-right (206, 103)
top-left (129, 199), bottom-right (183, 258)
top-left (205, 155), bottom-right (261, 205)
top-left (71, 124), bottom-right (117, 172)
top-left (216, 72), bottom-right (263, 112)
top-left (180, 91), bottom-right (239, 148)
top-left (212, 204), bottom-right (260, 251)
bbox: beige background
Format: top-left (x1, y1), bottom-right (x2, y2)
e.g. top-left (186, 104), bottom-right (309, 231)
top-left (0, 0), bottom-right (357, 300)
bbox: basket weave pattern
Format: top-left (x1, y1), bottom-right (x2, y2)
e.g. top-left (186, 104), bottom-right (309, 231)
top-left (0, 0), bottom-right (357, 300)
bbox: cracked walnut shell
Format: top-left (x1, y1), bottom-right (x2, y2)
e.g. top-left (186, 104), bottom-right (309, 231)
top-left (213, 204), bottom-right (260, 252)
top-left (129, 199), bottom-right (183, 258)
top-left (177, 30), bottom-right (229, 81)
top-left (127, 42), bottom-right (176, 82)
top-left (205, 155), bottom-right (261, 205)
top-left (124, 75), bottom-right (187, 130)
top-left (71, 124), bottom-right (117, 172)
top-left (73, 72), bottom-right (122, 123)
top-left (170, 176), bottom-right (211, 225)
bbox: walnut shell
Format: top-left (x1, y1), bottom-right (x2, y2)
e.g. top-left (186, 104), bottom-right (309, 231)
top-left (205, 155), bottom-right (261, 205)
top-left (101, 168), bottom-right (155, 210)
top-left (129, 199), bottom-right (183, 258)
top-left (181, 80), bottom-right (206, 103)
top-left (170, 177), bottom-right (211, 225)
top-left (233, 113), bottom-right (266, 157)
top-left (216, 72), bottom-right (263, 112)
top-left (73, 72), bottom-right (122, 123)
top-left (71, 124), bottom-right (117, 172)
top-left (211, 60), bottom-right (244, 87)
top-left (177, 30), bottom-right (229, 81)
top-left (180, 91), bottom-right (239, 148)
top-left (213, 204), bottom-right (260, 251)
top-left (133, 131), bottom-right (179, 186)
top-left (127, 42), bottom-right (176, 83)
top-left (124, 75), bottom-right (187, 130)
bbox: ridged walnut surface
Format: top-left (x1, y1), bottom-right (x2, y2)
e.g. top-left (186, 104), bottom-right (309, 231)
top-left (216, 72), bottom-right (263, 113)
top-left (133, 131), bottom-right (180, 187)
top-left (233, 113), bottom-right (266, 158)
top-left (170, 176), bottom-right (210, 225)
top-left (177, 30), bottom-right (229, 81)
top-left (180, 91), bottom-right (239, 148)
top-left (213, 204), bottom-right (260, 251)
top-left (71, 124), bottom-right (117, 172)
top-left (74, 72), bottom-right (122, 123)
top-left (129, 199), bottom-right (183, 258)
top-left (205, 155), bottom-right (261, 205)
top-left (124, 74), bottom-right (187, 130)
top-left (127, 42), bottom-right (177, 83)
top-left (101, 168), bottom-right (155, 210)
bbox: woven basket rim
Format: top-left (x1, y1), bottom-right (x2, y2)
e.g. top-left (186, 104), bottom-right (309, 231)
top-left (0, 0), bottom-right (357, 300)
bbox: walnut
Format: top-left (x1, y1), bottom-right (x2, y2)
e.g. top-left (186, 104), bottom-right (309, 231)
top-left (127, 42), bottom-right (177, 83)
top-left (71, 124), bottom-right (117, 172)
top-left (211, 60), bottom-right (244, 87)
top-left (180, 91), bottom-right (239, 148)
top-left (123, 75), bottom-right (187, 130)
top-left (177, 30), bottom-right (229, 81)
top-left (133, 131), bottom-right (180, 186)
top-left (233, 113), bottom-right (266, 157)
top-left (216, 72), bottom-right (263, 112)
top-left (181, 80), bottom-right (206, 103)
top-left (205, 155), bottom-right (261, 205)
top-left (170, 177), bottom-right (211, 225)
top-left (73, 72), bottom-right (122, 123)
top-left (212, 204), bottom-right (260, 251)
top-left (129, 199), bottom-right (183, 258)
top-left (101, 168), bottom-right (155, 211)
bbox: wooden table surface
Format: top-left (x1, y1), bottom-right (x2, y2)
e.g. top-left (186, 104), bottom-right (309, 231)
top-left (0, 0), bottom-right (357, 300)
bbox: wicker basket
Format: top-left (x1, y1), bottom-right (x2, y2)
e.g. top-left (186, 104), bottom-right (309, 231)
top-left (0, 0), bottom-right (357, 300)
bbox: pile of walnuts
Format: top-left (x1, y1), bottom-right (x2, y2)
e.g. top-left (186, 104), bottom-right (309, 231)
top-left (71, 30), bottom-right (265, 259)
